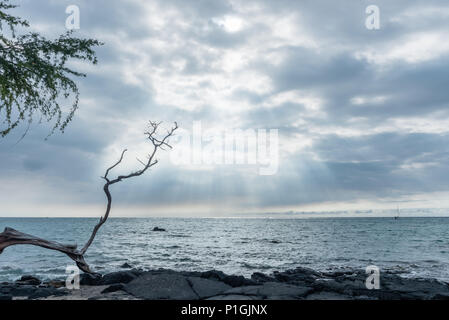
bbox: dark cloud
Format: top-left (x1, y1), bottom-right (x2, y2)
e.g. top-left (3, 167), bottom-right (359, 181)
top-left (1, 0), bottom-right (449, 215)
top-left (266, 48), bottom-right (371, 91)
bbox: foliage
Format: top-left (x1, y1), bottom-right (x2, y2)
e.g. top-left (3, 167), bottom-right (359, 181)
top-left (0, 0), bottom-right (102, 137)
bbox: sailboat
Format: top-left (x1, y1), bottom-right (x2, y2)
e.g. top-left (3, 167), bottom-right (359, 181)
top-left (394, 207), bottom-right (400, 220)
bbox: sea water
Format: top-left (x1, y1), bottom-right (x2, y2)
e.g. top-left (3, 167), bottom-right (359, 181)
top-left (0, 217), bottom-right (448, 282)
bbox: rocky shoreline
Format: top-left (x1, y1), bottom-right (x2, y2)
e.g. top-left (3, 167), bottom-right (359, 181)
top-left (1, 266), bottom-right (449, 300)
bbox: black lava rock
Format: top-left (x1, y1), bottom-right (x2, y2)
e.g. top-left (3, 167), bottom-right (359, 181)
top-left (100, 271), bottom-right (137, 285)
top-left (101, 283), bottom-right (125, 294)
top-left (201, 270), bottom-right (227, 281)
top-left (251, 272), bottom-right (277, 283)
top-left (29, 287), bottom-right (64, 300)
top-left (222, 275), bottom-right (256, 287)
top-left (16, 275), bottom-right (41, 286)
top-left (80, 273), bottom-right (103, 286)
top-left (10, 285), bottom-right (36, 297)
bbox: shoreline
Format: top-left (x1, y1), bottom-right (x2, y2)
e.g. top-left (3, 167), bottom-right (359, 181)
top-left (1, 266), bottom-right (449, 300)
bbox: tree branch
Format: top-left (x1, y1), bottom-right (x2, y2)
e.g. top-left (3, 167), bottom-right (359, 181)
top-left (0, 121), bottom-right (178, 273)
top-left (0, 227), bottom-right (93, 273)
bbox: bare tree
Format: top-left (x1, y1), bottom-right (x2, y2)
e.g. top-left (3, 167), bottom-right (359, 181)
top-left (0, 121), bottom-right (178, 273)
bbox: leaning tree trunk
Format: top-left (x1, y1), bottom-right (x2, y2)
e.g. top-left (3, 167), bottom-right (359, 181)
top-left (0, 121), bottom-right (177, 274)
top-left (0, 227), bottom-right (92, 273)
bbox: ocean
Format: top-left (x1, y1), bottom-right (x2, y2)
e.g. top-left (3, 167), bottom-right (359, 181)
top-left (1, 217), bottom-right (448, 282)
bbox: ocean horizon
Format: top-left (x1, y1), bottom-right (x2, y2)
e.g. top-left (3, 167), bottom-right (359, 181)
top-left (2, 207), bottom-right (449, 219)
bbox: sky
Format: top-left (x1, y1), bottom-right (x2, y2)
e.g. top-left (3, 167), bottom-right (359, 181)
top-left (1, 0), bottom-right (449, 217)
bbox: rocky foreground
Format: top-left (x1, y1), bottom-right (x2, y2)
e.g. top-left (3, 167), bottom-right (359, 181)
top-left (1, 267), bottom-right (449, 300)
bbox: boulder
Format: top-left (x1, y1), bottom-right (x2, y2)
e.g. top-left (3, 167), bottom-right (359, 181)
top-left (80, 273), bottom-right (103, 286)
top-left (0, 284), bottom-right (13, 294)
top-left (10, 285), bottom-right (36, 298)
top-left (16, 275), bottom-right (41, 286)
top-left (272, 267), bottom-right (322, 284)
top-left (124, 273), bottom-right (198, 300)
top-left (222, 275), bottom-right (256, 287)
top-left (382, 277), bottom-right (449, 299)
top-left (317, 278), bottom-right (361, 293)
top-left (201, 270), bottom-right (226, 281)
top-left (251, 272), bottom-right (277, 283)
top-left (187, 277), bottom-right (231, 299)
top-left (29, 287), bottom-right (65, 300)
top-left (46, 280), bottom-right (66, 288)
top-left (101, 284), bottom-right (125, 294)
top-left (223, 282), bottom-right (312, 299)
top-left (100, 271), bottom-right (137, 285)
top-left (120, 263), bottom-right (133, 269)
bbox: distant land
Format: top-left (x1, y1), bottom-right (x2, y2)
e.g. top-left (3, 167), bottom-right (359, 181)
top-left (1, 208), bottom-right (449, 218)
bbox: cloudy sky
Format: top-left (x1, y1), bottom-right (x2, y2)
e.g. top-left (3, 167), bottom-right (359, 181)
top-left (1, 0), bottom-right (449, 217)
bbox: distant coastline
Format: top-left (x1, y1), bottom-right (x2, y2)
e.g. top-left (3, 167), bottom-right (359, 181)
top-left (2, 207), bottom-right (449, 218)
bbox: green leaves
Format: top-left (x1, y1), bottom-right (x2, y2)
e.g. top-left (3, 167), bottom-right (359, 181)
top-left (0, 0), bottom-right (102, 137)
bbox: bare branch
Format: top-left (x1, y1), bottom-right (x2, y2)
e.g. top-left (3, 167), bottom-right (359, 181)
top-left (103, 149), bottom-right (127, 181)
top-left (0, 120), bottom-right (178, 273)
top-left (80, 121), bottom-right (178, 256)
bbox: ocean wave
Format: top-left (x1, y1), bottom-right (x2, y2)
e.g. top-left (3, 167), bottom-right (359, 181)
top-left (241, 262), bottom-right (273, 270)
top-left (2, 217), bottom-right (449, 282)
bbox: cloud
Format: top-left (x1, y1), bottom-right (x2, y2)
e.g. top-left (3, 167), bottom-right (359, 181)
top-left (1, 0), bottom-right (449, 216)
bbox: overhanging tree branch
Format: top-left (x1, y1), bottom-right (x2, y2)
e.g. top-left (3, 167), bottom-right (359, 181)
top-left (0, 0), bottom-right (102, 137)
